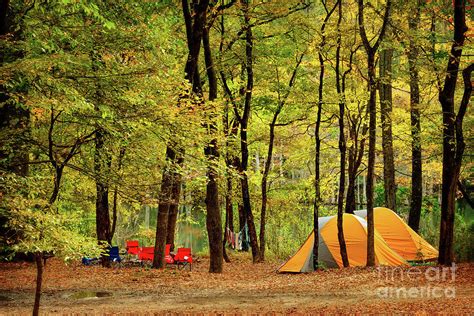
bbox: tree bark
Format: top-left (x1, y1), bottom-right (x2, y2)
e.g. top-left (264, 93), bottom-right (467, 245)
top-left (33, 252), bottom-right (43, 316)
top-left (166, 158), bottom-right (183, 252)
top-left (203, 18), bottom-right (223, 273)
top-left (379, 44), bottom-right (396, 212)
top-left (94, 127), bottom-right (112, 267)
top-left (240, 0), bottom-right (260, 263)
top-left (153, 147), bottom-right (175, 269)
top-left (346, 116), bottom-right (367, 214)
top-left (335, 0), bottom-right (349, 267)
top-left (358, 0), bottom-right (391, 267)
top-left (259, 123), bottom-right (275, 261)
top-left (407, 3), bottom-right (422, 231)
top-left (313, 0), bottom-right (338, 269)
top-left (438, 0), bottom-right (470, 265)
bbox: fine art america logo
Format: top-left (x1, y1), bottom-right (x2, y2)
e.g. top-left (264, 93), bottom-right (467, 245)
top-left (376, 264), bottom-right (456, 299)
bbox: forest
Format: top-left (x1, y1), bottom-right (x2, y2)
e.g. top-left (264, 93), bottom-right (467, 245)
top-left (0, 0), bottom-right (473, 314)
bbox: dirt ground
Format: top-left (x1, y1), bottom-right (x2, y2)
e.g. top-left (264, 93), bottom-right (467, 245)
top-left (0, 254), bottom-right (473, 315)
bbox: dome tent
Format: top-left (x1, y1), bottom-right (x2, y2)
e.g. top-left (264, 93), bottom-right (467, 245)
top-left (278, 213), bottom-right (407, 273)
top-left (354, 207), bottom-right (438, 261)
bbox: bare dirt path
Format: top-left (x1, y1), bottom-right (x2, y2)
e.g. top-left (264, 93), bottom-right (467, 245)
top-left (1, 255), bottom-right (473, 315)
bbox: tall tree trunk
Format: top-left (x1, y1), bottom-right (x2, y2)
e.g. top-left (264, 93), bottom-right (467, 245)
top-left (153, 0), bottom-right (209, 269)
top-left (313, 0), bottom-right (338, 270)
top-left (240, 0), bottom-right (260, 263)
top-left (335, 0), bottom-right (349, 267)
top-left (438, 0), bottom-right (470, 265)
top-left (379, 45), bottom-right (396, 212)
top-left (33, 252), bottom-right (43, 316)
top-left (358, 0), bottom-right (391, 267)
top-left (365, 51), bottom-right (377, 267)
top-left (153, 147), bottom-right (175, 269)
top-left (203, 20), bottom-right (223, 273)
top-left (259, 123), bottom-right (274, 261)
top-left (166, 157), bottom-right (183, 252)
top-left (407, 3), bottom-right (422, 231)
top-left (94, 128), bottom-right (112, 267)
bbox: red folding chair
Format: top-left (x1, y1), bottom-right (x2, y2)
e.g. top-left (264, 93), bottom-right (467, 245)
top-left (174, 248), bottom-right (193, 271)
top-left (138, 245), bottom-right (175, 264)
top-left (126, 240), bottom-right (140, 255)
top-left (138, 247), bottom-right (155, 261)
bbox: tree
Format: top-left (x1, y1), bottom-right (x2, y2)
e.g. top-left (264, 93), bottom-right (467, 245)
top-left (407, 0), bottom-right (422, 232)
top-left (153, 0), bottom-right (211, 269)
top-left (438, 0), bottom-right (471, 265)
top-left (203, 0), bottom-right (224, 273)
top-left (358, 0), bottom-right (391, 266)
top-left (1, 175), bottom-right (101, 316)
top-left (259, 53), bottom-right (304, 261)
top-left (379, 26), bottom-right (396, 213)
top-left (238, 0), bottom-right (261, 263)
top-left (334, 0), bottom-right (350, 267)
top-left (313, 0), bottom-right (338, 270)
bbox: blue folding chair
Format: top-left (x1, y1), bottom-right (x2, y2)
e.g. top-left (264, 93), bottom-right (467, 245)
top-left (108, 246), bottom-right (121, 263)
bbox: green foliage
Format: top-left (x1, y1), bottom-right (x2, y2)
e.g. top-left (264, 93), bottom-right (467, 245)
top-left (0, 173), bottom-right (101, 261)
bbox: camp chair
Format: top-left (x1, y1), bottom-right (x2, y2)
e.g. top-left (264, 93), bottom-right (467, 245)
top-left (173, 248), bottom-right (192, 271)
top-left (138, 246), bottom-right (155, 261)
top-left (82, 246), bottom-right (121, 266)
top-left (108, 246), bottom-right (122, 263)
top-left (126, 240), bottom-right (140, 255)
top-left (138, 245), bottom-right (175, 264)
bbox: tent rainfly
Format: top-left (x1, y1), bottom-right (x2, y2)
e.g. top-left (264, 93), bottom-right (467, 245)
top-left (277, 213), bottom-right (408, 273)
top-left (354, 207), bottom-right (438, 261)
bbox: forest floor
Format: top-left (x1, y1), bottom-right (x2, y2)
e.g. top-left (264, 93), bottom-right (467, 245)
top-left (0, 254), bottom-right (473, 315)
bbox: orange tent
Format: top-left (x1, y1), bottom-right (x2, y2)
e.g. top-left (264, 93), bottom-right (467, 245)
top-left (278, 214), bottom-right (407, 272)
top-left (355, 207), bottom-right (438, 261)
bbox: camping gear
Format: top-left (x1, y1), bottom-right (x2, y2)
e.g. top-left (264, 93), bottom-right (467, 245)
top-left (82, 246), bottom-right (121, 265)
top-left (173, 247), bottom-right (193, 271)
top-left (126, 240), bottom-right (140, 255)
top-left (354, 207), bottom-right (438, 261)
top-left (278, 213), bottom-right (408, 272)
top-left (135, 243), bottom-right (175, 264)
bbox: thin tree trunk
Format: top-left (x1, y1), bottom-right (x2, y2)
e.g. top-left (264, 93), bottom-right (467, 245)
top-left (313, 0), bottom-right (338, 270)
top-left (33, 252), bottom-right (43, 316)
top-left (259, 55), bottom-right (303, 262)
top-left (438, 0), bottom-right (470, 265)
top-left (110, 147), bottom-right (126, 242)
top-left (241, 0), bottom-right (260, 263)
top-left (315, 1), bottom-right (340, 271)
top-left (358, 0), bottom-right (391, 267)
top-left (379, 45), bottom-right (396, 212)
top-left (335, 0), bottom-right (349, 267)
top-left (260, 124), bottom-right (275, 261)
top-left (407, 3), bottom-right (422, 231)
